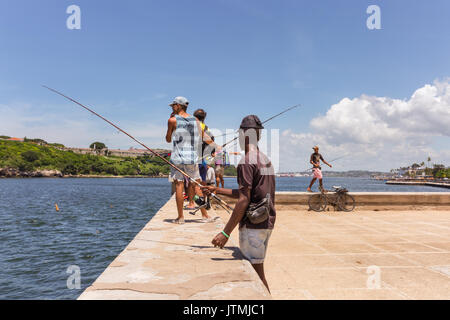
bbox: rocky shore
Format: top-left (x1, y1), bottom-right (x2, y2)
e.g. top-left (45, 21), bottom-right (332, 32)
top-left (0, 168), bottom-right (63, 178)
top-left (0, 167), bottom-right (169, 178)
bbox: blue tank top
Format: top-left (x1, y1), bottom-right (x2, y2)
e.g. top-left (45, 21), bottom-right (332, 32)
top-left (170, 115), bottom-right (201, 165)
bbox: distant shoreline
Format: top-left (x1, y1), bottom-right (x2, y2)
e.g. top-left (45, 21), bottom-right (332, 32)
top-left (0, 174), bottom-right (239, 179)
top-left (0, 174), bottom-right (169, 179)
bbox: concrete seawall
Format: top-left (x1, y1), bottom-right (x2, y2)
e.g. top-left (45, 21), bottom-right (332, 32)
top-left (219, 192), bottom-right (450, 208)
top-left (386, 181), bottom-right (450, 189)
top-left (79, 192), bottom-right (449, 300)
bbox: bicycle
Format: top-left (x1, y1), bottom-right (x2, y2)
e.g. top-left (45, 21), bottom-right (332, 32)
top-left (308, 186), bottom-right (355, 212)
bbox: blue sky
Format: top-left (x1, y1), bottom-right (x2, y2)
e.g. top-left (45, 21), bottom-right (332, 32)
top-left (1, 0), bottom-right (449, 171)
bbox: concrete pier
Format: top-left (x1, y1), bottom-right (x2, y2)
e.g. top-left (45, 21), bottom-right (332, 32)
top-left (78, 195), bottom-right (270, 300)
top-left (79, 192), bottom-right (450, 300)
top-left (215, 207), bottom-right (450, 299)
top-left (386, 180), bottom-right (450, 189)
top-left (215, 192), bottom-right (450, 300)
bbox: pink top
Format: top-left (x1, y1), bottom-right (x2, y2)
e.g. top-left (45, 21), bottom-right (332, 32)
top-left (215, 151), bottom-right (223, 165)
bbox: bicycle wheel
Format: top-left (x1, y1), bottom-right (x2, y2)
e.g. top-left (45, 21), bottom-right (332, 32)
top-left (308, 194), bottom-right (327, 212)
top-left (337, 194), bottom-right (355, 212)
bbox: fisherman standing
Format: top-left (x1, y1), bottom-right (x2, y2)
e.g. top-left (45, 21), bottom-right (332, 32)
top-left (205, 164), bottom-right (216, 186)
top-left (213, 149), bottom-right (225, 188)
top-left (307, 146), bottom-right (332, 192)
top-left (193, 108), bottom-right (213, 184)
top-left (202, 115), bottom-right (276, 293)
top-left (165, 97), bottom-right (214, 223)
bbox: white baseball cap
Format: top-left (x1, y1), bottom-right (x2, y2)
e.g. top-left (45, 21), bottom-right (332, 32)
top-left (169, 96), bottom-right (189, 107)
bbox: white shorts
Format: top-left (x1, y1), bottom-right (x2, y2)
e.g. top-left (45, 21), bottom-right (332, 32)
top-left (239, 225), bottom-right (272, 264)
top-left (169, 164), bottom-right (200, 182)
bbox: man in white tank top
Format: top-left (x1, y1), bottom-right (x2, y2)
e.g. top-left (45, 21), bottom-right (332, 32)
top-left (165, 96), bottom-right (217, 224)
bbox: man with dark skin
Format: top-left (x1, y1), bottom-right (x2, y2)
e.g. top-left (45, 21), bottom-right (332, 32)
top-left (202, 115), bottom-right (275, 293)
top-left (307, 146), bottom-right (332, 192)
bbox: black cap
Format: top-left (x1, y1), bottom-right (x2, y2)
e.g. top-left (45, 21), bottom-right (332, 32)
top-left (239, 115), bottom-right (264, 129)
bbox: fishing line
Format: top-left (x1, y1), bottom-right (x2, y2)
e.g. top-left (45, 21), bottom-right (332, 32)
top-left (200, 104), bottom-right (301, 161)
top-left (213, 104), bottom-right (301, 141)
top-left (42, 85), bottom-right (234, 213)
top-left (305, 154), bottom-right (350, 171)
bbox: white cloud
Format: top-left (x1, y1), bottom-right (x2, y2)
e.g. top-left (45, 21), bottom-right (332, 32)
top-left (2, 80), bottom-right (449, 172)
top-left (279, 79), bottom-right (450, 172)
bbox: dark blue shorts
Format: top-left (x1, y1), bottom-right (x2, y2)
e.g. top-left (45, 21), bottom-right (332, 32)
top-left (198, 164), bottom-right (207, 182)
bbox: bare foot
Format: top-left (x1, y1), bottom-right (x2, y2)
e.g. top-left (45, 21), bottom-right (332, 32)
top-left (306, 188), bottom-right (312, 192)
top-left (173, 218), bottom-right (185, 224)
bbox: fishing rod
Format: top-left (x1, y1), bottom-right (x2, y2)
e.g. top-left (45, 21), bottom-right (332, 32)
top-left (223, 104), bottom-right (300, 148)
top-left (328, 154), bottom-right (349, 164)
top-left (203, 140), bottom-right (240, 167)
top-left (306, 154), bottom-right (349, 171)
top-left (200, 104), bottom-right (301, 161)
top-left (213, 104), bottom-right (301, 140)
top-left (42, 85), bottom-right (234, 213)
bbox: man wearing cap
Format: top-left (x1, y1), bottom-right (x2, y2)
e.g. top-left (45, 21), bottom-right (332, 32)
top-left (166, 97), bottom-right (217, 223)
top-left (307, 146), bottom-right (332, 192)
top-left (202, 115), bottom-right (276, 293)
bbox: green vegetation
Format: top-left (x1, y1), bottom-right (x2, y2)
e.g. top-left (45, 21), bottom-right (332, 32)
top-left (397, 160), bottom-right (448, 179)
top-left (89, 141), bottom-right (107, 155)
top-left (0, 140), bottom-right (170, 176)
top-left (435, 167), bottom-right (449, 178)
top-left (24, 137), bottom-right (47, 145)
top-left (224, 165), bottom-right (237, 176)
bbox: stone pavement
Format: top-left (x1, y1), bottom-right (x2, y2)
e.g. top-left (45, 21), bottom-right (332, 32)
top-left (79, 191), bottom-right (450, 300)
top-left (217, 208), bottom-right (450, 299)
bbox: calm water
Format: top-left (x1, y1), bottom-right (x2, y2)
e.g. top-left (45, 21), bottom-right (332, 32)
top-left (0, 177), bottom-right (447, 299)
top-left (0, 178), bottom-right (170, 299)
top-left (226, 176), bottom-right (450, 193)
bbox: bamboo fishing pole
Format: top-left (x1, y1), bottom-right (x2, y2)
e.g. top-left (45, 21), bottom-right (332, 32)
top-left (199, 104), bottom-right (302, 162)
top-left (42, 85), bottom-right (234, 213)
top-left (222, 104), bottom-right (301, 148)
top-left (306, 154), bottom-right (349, 171)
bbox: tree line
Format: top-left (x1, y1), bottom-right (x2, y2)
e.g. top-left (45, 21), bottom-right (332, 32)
top-left (0, 140), bottom-right (170, 176)
top-left (0, 139), bottom-right (238, 177)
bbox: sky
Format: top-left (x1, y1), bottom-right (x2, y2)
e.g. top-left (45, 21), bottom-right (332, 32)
top-left (1, 0), bottom-right (449, 172)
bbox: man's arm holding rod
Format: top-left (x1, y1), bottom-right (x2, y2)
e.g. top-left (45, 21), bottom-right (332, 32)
top-left (202, 186), bottom-right (250, 248)
top-left (321, 155), bottom-right (332, 168)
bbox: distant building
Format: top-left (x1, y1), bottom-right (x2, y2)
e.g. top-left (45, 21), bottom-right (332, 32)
top-left (7, 137), bottom-right (24, 142)
top-left (394, 165), bottom-right (428, 178)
